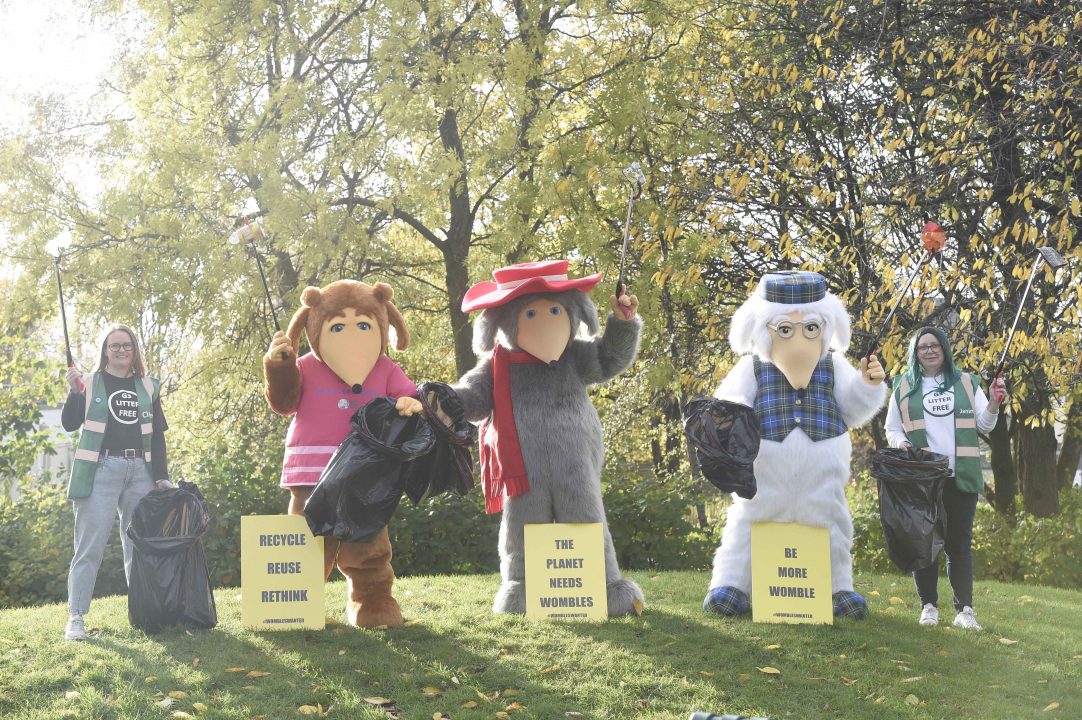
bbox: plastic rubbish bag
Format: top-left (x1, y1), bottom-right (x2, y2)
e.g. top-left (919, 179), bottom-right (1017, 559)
top-left (403, 382), bottom-right (476, 505)
top-left (126, 481), bottom-right (217, 633)
top-left (305, 397), bottom-right (434, 543)
top-left (871, 447), bottom-right (949, 572)
top-left (683, 397), bottom-right (760, 499)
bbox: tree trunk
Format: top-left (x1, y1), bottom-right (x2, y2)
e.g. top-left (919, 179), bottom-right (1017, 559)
top-left (1055, 392), bottom-right (1082, 490)
top-left (986, 411), bottom-right (1017, 517)
top-left (1018, 421), bottom-right (1060, 517)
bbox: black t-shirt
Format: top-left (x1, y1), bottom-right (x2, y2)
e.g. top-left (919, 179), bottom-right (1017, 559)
top-left (61, 371), bottom-right (170, 480)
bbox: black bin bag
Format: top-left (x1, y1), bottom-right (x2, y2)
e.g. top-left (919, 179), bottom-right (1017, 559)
top-left (403, 382), bottom-right (476, 505)
top-left (871, 447), bottom-right (949, 572)
top-left (683, 397), bottom-right (760, 499)
top-left (305, 397), bottom-right (435, 543)
top-left (126, 481), bottom-right (217, 634)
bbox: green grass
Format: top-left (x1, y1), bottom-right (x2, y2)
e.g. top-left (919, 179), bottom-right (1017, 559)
top-left (1, 572), bottom-right (1080, 720)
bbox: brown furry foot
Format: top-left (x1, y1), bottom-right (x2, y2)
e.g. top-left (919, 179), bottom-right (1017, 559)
top-left (348, 595), bottom-right (404, 628)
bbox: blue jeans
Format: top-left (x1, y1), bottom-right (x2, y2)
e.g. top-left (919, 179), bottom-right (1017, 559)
top-left (913, 480), bottom-right (978, 612)
top-left (67, 457), bottom-right (155, 616)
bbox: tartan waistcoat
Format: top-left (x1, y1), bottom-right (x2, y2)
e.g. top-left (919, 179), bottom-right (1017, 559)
top-left (753, 355), bottom-right (847, 442)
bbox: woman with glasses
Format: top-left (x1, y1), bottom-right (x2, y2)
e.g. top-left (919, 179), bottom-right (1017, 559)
top-left (885, 326), bottom-right (1006, 630)
top-left (59, 324), bottom-right (172, 641)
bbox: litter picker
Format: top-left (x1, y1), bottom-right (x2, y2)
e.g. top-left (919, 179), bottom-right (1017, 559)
top-left (615, 162), bottom-right (647, 306)
top-left (992, 245), bottom-right (1067, 380)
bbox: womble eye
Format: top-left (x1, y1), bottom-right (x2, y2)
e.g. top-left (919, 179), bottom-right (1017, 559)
top-left (775, 324), bottom-right (794, 338)
top-left (805, 322), bottom-right (820, 335)
top-left (525, 310), bottom-right (536, 319)
top-left (549, 306), bottom-right (561, 315)
top-left (330, 323), bottom-right (345, 333)
top-left (359, 322), bottom-right (371, 330)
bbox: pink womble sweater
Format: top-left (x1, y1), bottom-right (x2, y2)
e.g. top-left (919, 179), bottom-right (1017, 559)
top-left (280, 353), bottom-right (417, 487)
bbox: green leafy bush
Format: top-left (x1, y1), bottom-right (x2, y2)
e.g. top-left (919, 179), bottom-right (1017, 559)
top-left (850, 478), bottom-right (1082, 590)
top-left (603, 465), bottom-right (715, 571)
top-left (390, 492), bottom-right (500, 575)
top-left (0, 483), bottom-right (126, 609)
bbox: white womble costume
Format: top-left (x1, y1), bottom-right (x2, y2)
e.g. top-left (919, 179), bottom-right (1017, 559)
top-left (704, 271), bottom-right (886, 618)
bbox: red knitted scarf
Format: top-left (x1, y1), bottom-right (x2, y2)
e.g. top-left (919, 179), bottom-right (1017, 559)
top-left (479, 345), bottom-right (540, 513)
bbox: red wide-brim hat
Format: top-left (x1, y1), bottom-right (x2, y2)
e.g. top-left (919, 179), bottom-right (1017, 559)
top-left (461, 259), bottom-right (603, 312)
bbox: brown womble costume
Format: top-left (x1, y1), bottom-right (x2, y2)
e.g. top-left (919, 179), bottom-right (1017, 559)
top-left (264, 280), bottom-right (420, 627)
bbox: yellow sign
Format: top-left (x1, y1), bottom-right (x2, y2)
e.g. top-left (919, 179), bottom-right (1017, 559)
top-left (751, 522), bottom-right (832, 625)
top-left (524, 523), bottom-right (607, 621)
top-left (241, 515), bottom-right (325, 630)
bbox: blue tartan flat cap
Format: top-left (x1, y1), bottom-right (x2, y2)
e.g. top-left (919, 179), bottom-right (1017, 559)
top-left (757, 271), bottom-right (827, 304)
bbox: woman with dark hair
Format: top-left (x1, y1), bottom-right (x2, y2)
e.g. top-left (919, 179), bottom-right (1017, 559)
top-left (884, 326), bottom-right (1006, 630)
top-left (60, 324), bottom-right (172, 641)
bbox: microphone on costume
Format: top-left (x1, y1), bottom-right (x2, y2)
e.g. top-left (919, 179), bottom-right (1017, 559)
top-left (351, 384), bottom-right (363, 394)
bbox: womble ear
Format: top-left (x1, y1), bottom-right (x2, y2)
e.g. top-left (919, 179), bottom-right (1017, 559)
top-left (579, 295), bottom-right (600, 336)
top-left (373, 282), bottom-right (394, 304)
top-left (286, 286), bottom-right (321, 353)
top-left (821, 293), bottom-right (851, 352)
top-left (729, 299), bottom-right (760, 354)
top-left (384, 299), bottom-right (410, 351)
top-left (473, 309), bottom-right (500, 353)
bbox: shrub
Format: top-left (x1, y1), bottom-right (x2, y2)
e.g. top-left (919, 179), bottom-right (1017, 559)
top-left (603, 464), bottom-right (715, 571)
top-left (0, 483), bottom-right (126, 609)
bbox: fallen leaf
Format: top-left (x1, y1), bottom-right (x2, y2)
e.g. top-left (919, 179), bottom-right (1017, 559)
top-left (168, 691), bottom-right (189, 699)
top-left (505, 702), bottom-right (524, 711)
top-left (245, 671), bottom-right (272, 679)
top-left (172, 713), bottom-right (193, 719)
top-left (192, 703), bottom-right (207, 712)
top-left (699, 671), bottom-right (715, 677)
top-left (989, 684), bottom-right (1006, 689)
top-left (337, 650), bottom-right (346, 656)
top-left (999, 638), bottom-right (1019, 645)
top-left (889, 596), bottom-right (905, 605)
top-left (157, 698), bottom-right (176, 709)
top-left (882, 606), bottom-right (897, 614)
top-left (144, 676), bottom-right (158, 683)
top-left (565, 714), bottom-right (585, 718)
top-left (840, 677), bottom-right (857, 685)
top-left (937, 650), bottom-right (949, 657)
top-left (502, 689), bottom-right (520, 697)
top-left (403, 619), bottom-right (423, 627)
top-left (904, 694), bottom-right (920, 706)
top-left (422, 687), bottom-right (443, 698)
top-left (364, 697), bottom-right (394, 706)
top-left (901, 677), bottom-right (924, 683)
top-left (757, 666), bottom-right (781, 675)
top-left (65, 691), bottom-right (80, 700)
top-left (1043, 702), bottom-right (1061, 712)
top-left (192, 658), bottom-right (200, 668)
top-left (765, 644), bottom-right (781, 650)
top-left (867, 590), bottom-right (880, 597)
top-left (632, 599), bottom-right (644, 616)
top-left (225, 667), bottom-right (246, 673)
top-left (451, 676), bottom-right (460, 685)
top-left (1017, 595), bottom-right (1035, 604)
top-left (737, 673), bottom-right (752, 681)
top-left (461, 700), bottom-right (478, 708)
top-left (432, 713), bottom-right (451, 720)
top-left (540, 665), bottom-right (561, 674)
top-left (298, 706), bottom-right (319, 716)
top-left (496, 714), bottom-right (510, 719)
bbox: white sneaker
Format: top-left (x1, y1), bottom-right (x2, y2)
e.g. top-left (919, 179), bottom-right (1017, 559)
top-left (919, 603), bottom-right (939, 626)
top-left (953, 606), bottom-right (982, 630)
top-left (64, 614), bottom-right (88, 641)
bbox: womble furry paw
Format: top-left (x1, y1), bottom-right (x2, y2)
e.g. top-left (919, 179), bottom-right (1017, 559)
top-left (492, 580), bottom-right (526, 614)
top-left (606, 578), bottom-right (645, 616)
